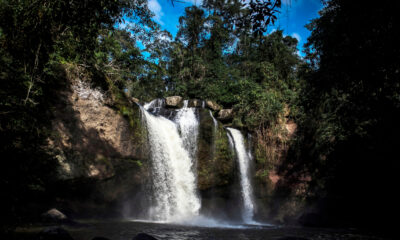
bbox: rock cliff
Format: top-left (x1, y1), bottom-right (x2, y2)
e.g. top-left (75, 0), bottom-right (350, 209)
top-left (48, 64), bottom-right (148, 217)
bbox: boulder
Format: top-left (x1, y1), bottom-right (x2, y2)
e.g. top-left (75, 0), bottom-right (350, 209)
top-left (188, 99), bottom-right (203, 108)
top-left (37, 227), bottom-right (74, 240)
top-left (206, 100), bottom-right (221, 111)
top-left (131, 97), bottom-right (140, 104)
top-left (165, 96), bottom-right (183, 108)
top-left (41, 208), bottom-right (83, 226)
top-left (132, 233), bottom-right (158, 240)
top-left (41, 208), bottom-right (67, 222)
top-left (217, 109), bottom-right (233, 121)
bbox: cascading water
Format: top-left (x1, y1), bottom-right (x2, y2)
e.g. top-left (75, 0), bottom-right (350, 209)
top-left (209, 110), bottom-right (218, 130)
top-left (137, 99), bottom-right (265, 227)
top-left (140, 100), bottom-right (201, 222)
top-left (226, 128), bottom-right (256, 223)
top-left (175, 100), bottom-right (199, 161)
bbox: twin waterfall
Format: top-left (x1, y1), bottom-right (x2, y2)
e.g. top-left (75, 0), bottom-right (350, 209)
top-left (140, 99), bottom-right (257, 225)
top-left (226, 128), bottom-right (255, 223)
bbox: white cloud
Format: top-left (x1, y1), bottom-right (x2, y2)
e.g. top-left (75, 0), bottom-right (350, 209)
top-left (291, 32), bottom-right (301, 42)
top-left (148, 0), bottom-right (164, 25)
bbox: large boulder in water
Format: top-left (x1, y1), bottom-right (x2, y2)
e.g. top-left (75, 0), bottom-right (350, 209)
top-left (132, 233), bottom-right (158, 240)
top-left (41, 208), bottom-right (67, 223)
top-left (206, 100), bottom-right (221, 111)
top-left (217, 109), bottom-right (233, 121)
top-left (41, 208), bottom-right (83, 226)
top-left (165, 96), bottom-right (183, 108)
top-left (37, 227), bottom-right (74, 240)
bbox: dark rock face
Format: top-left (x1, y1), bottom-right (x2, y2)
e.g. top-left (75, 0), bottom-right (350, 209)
top-left (37, 227), bottom-right (74, 240)
top-left (132, 233), bottom-right (158, 240)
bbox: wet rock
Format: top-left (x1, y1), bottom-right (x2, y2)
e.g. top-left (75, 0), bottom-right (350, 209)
top-left (188, 99), bottom-right (203, 108)
top-left (206, 100), bottom-right (221, 111)
top-left (217, 109), bottom-right (233, 121)
top-left (41, 208), bottom-right (67, 222)
top-left (165, 96), bottom-right (183, 108)
top-left (37, 227), bottom-right (74, 240)
top-left (132, 233), bottom-right (158, 240)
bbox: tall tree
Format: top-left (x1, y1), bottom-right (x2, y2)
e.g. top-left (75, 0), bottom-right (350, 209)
top-left (170, 6), bottom-right (207, 97)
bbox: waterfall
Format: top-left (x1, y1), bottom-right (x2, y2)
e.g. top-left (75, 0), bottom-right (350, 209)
top-left (226, 128), bottom-right (256, 223)
top-left (209, 110), bottom-right (218, 130)
top-left (175, 100), bottom-right (199, 161)
top-left (140, 100), bottom-right (201, 222)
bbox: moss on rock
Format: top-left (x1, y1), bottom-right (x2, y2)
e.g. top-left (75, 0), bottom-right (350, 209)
top-left (197, 109), bottom-right (234, 191)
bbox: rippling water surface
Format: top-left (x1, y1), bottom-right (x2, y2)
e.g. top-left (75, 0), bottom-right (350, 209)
top-left (62, 220), bottom-right (390, 240)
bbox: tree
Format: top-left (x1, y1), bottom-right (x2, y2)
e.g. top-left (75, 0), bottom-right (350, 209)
top-left (169, 6), bottom-right (208, 97)
top-left (292, 0), bottom-right (400, 229)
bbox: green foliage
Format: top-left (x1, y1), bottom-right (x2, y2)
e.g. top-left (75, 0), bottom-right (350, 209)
top-left (167, 3), bottom-right (300, 127)
top-left (288, 0), bottom-right (400, 228)
top-left (231, 31), bottom-right (301, 128)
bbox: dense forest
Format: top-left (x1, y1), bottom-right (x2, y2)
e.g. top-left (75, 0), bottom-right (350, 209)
top-left (1, 0), bottom-right (399, 237)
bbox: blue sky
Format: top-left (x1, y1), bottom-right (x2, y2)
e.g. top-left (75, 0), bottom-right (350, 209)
top-left (147, 0), bottom-right (323, 56)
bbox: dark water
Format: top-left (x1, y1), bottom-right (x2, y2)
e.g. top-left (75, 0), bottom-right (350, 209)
top-left (49, 220), bottom-right (390, 240)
